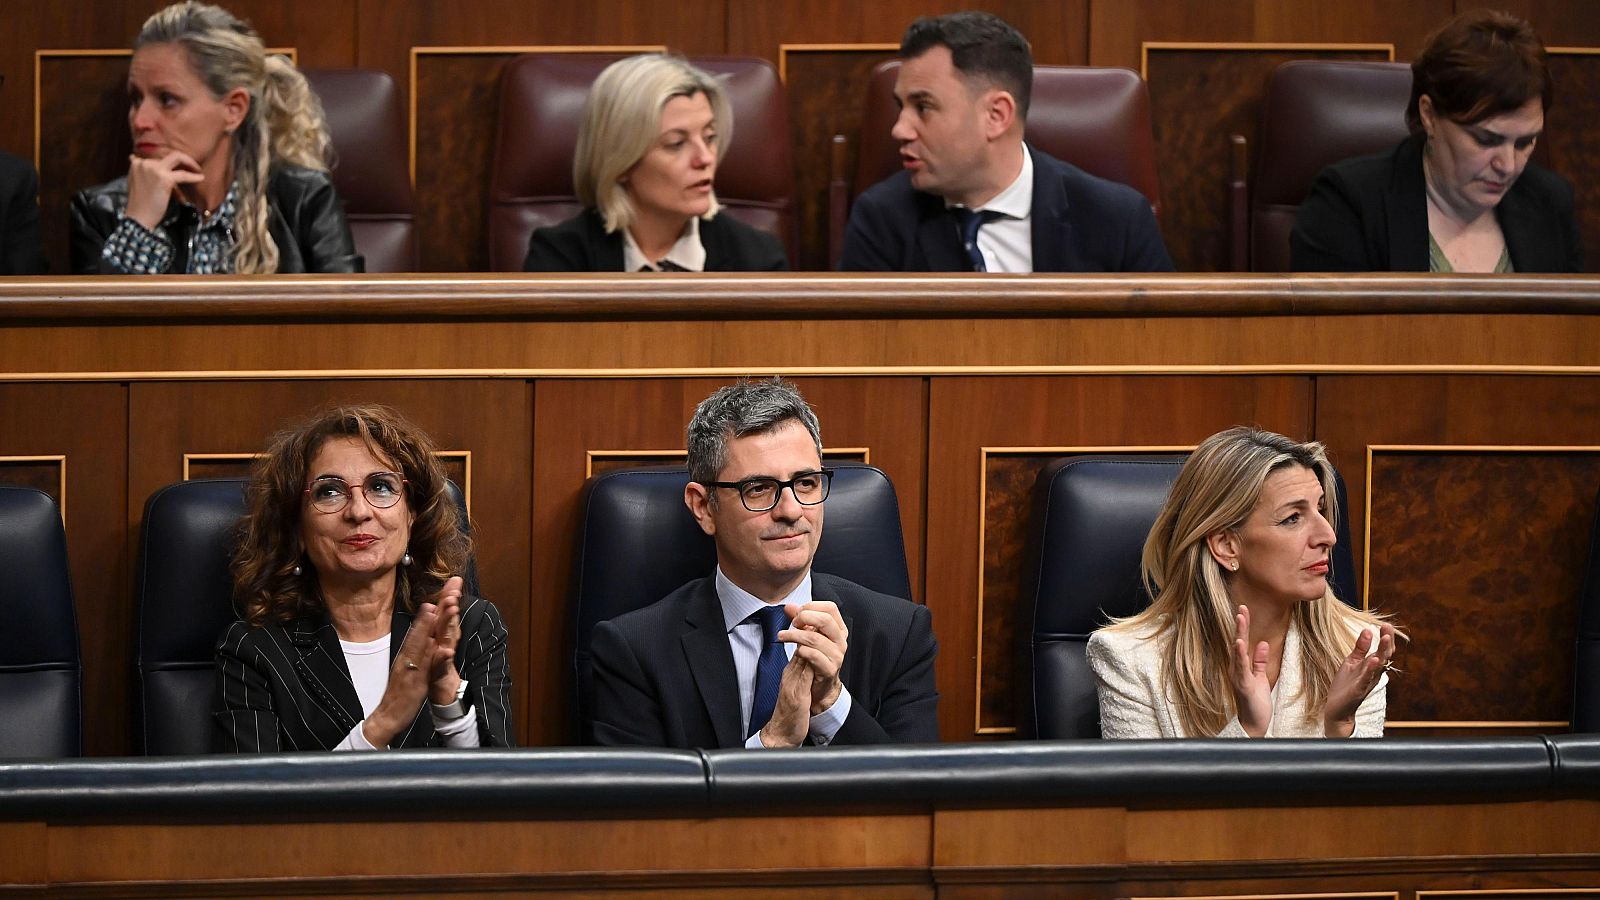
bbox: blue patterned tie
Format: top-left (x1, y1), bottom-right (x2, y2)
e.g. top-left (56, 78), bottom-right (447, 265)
top-left (953, 207), bottom-right (1003, 272)
top-left (747, 604), bottom-right (789, 738)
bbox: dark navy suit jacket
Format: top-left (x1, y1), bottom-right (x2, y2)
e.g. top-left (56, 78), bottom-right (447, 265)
top-left (0, 151), bottom-right (44, 275)
top-left (589, 571), bottom-right (939, 749)
top-left (839, 145), bottom-right (1172, 273)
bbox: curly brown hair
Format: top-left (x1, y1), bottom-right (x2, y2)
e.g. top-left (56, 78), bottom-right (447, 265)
top-left (231, 404), bottom-right (471, 626)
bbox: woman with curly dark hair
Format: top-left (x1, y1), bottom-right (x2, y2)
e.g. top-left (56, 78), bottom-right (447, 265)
top-left (215, 405), bottom-right (512, 751)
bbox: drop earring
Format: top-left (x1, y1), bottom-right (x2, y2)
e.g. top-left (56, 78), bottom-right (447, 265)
top-left (401, 552), bottom-right (413, 567)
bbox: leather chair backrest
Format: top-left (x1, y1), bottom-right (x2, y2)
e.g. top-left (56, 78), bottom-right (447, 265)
top-left (571, 463), bottom-right (911, 734)
top-left (851, 61), bottom-right (1162, 211)
top-left (135, 477), bottom-right (475, 755)
top-left (1018, 455), bottom-right (1360, 740)
top-left (304, 68), bottom-right (418, 272)
top-left (1572, 488), bottom-right (1600, 732)
top-left (1251, 60), bottom-right (1413, 272)
top-left (0, 486), bottom-right (81, 757)
top-left (489, 54), bottom-right (797, 271)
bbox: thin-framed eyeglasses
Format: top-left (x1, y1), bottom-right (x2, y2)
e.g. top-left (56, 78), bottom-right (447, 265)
top-left (701, 468), bottom-right (833, 512)
top-left (304, 471), bottom-right (408, 514)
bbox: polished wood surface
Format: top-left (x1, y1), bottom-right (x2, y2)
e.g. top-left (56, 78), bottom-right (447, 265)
top-left (3, 796), bottom-right (1596, 895)
top-left (0, 274), bottom-right (1597, 752)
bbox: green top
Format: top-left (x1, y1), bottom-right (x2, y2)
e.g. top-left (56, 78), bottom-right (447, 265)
top-left (1429, 234), bottom-right (1513, 273)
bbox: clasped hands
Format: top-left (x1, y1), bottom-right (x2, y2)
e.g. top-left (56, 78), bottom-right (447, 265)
top-left (758, 600), bottom-right (849, 749)
top-left (1230, 604), bottom-right (1397, 739)
top-left (359, 575), bottom-right (465, 748)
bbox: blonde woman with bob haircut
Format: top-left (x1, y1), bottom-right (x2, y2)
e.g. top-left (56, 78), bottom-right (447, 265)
top-left (523, 53), bottom-right (788, 272)
top-left (1088, 427), bottom-right (1402, 738)
top-left (70, 1), bottom-right (360, 275)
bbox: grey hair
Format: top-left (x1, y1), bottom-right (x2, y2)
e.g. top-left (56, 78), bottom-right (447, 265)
top-left (686, 378), bottom-right (822, 488)
top-left (573, 53), bottom-right (732, 234)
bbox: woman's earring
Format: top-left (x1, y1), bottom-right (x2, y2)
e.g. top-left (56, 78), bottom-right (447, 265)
top-left (1230, 561), bottom-right (1239, 571)
top-left (292, 563), bottom-right (302, 576)
top-left (401, 552), bottom-right (413, 567)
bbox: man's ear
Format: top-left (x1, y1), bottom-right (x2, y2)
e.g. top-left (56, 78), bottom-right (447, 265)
top-left (1206, 529), bottom-right (1240, 571)
top-left (983, 88), bottom-right (1018, 140)
top-left (684, 481), bottom-right (717, 536)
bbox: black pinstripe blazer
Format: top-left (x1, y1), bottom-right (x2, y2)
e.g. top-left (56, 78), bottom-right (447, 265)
top-left (214, 594), bottom-right (515, 751)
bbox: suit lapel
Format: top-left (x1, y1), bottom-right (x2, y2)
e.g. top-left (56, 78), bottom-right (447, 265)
top-left (811, 578), bottom-right (859, 690)
top-left (585, 209), bottom-right (627, 271)
top-left (1029, 150), bottom-right (1073, 273)
top-left (1386, 136), bottom-right (1431, 271)
top-left (286, 616), bottom-right (364, 733)
top-left (914, 193), bottom-right (968, 271)
top-left (680, 580), bottom-right (743, 747)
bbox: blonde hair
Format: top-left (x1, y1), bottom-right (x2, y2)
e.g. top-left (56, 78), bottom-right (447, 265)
top-left (1104, 427), bottom-right (1398, 736)
top-left (135, 2), bottom-right (333, 274)
top-left (573, 53), bottom-right (732, 234)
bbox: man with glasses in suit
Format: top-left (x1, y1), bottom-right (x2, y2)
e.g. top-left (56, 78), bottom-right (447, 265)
top-left (588, 378), bottom-right (939, 749)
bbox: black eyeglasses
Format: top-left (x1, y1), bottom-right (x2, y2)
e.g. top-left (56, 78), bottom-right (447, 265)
top-left (702, 468), bottom-right (833, 512)
top-left (304, 471), bottom-right (408, 514)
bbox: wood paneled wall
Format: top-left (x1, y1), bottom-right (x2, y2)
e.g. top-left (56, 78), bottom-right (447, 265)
top-left (1, 274), bottom-right (1597, 754)
top-left (6, 0), bottom-right (1597, 273)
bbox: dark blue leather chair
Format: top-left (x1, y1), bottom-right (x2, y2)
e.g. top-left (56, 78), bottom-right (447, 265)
top-left (570, 462), bottom-right (912, 739)
top-left (0, 486), bottom-right (81, 757)
top-left (1572, 487), bottom-right (1600, 733)
top-left (1018, 455), bottom-right (1359, 739)
top-left (135, 478), bottom-right (475, 755)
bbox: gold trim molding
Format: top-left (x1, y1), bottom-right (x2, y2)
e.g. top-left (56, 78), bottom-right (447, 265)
top-left (1139, 41), bottom-right (1395, 80)
top-left (0, 454), bottom-right (68, 526)
top-left (776, 43), bottom-right (898, 82)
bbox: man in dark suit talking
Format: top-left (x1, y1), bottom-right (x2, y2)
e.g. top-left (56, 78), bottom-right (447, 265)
top-left (589, 378), bottom-right (939, 749)
top-left (840, 11), bottom-right (1172, 273)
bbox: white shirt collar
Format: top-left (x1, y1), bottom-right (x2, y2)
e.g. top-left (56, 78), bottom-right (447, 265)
top-left (622, 216), bottom-right (707, 272)
top-left (716, 565), bottom-right (813, 632)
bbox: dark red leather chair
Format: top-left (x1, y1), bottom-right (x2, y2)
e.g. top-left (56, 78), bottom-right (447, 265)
top-left (1236, 60), bottom-right (1413, 272)
top-left (489, 54), bottom-right (796, 272)
top-left (304, 68), bottom-right (418, 272)
top-left (830, 61), bottom-right (1161, 269)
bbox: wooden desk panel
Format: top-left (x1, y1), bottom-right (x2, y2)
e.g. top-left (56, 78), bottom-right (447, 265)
top-left (0, 275), bottom-right (1595, 752)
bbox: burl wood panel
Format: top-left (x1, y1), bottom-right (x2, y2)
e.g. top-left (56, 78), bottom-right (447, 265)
top-left (0, 384), bottom-right (127, 756)
top-left (927, 375), bottom-right (1312, 737)
top-left (531, 376), bottom-right (925, 745)
top-left (1145, 47), bottom-right (1390, 272)
top-left (413, 52), bottom-right (516, 273)
top-left (1315, 376), bottom-right (1600, 610)
top-left (1369, 451), bottom-right (1600, 724)
top-left (783, 48), bottom-right (896, 271)
top-left (35, 55), bottom-right (131, 276)
top-left (127, 380), bottom-right (532, 748)
top-left (1545, 52), bottom-right (1600, 273)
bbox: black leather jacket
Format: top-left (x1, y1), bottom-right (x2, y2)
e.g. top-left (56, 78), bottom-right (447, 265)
top-left (69, 164), bottom-right (363, 274)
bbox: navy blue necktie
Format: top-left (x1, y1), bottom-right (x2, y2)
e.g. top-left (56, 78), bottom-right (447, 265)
top-left (747, 604), bottom-right (789, 738)
top-left (952, 207), bottom-right (1003, 272)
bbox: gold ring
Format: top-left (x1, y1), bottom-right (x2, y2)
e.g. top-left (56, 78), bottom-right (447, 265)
top-left (405, 661), bottom-right (419, 670)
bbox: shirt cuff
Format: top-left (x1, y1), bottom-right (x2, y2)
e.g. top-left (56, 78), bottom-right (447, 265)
top-left (806, 684), bottom-right (852, 746)
top-left (333, 720), bottom-right (380, 751)
top-left (431, 704), bottom-right (480, 747)
top-left (102, 215), bottom-right (175, 274)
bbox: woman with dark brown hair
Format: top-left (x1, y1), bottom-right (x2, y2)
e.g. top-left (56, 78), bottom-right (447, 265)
top-left (215, 405), bottom-right (512, 751)
top-left (1292, 9), bottom-right (1580, 272)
